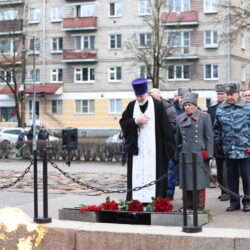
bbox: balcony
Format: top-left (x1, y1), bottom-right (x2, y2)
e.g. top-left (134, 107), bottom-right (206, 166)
top-left (0, 19), bottom-right (23, 35)
top-left (161, 11), bottom-right (198, 26)
top-left (0, 0), bottom-right (23, 5)
top-left (62, 50), bottom-right (97, 63)
top-left (62, 17), bottom-right (97, 31)
top-left (163, 47), bottom-right (199, 61)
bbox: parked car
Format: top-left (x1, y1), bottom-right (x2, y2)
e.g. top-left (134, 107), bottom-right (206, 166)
top-left (0, 127), bottom-right (59, 144)
top-left (105, 132), bottom-right (122, 143)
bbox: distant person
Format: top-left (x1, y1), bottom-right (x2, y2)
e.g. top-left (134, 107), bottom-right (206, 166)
top-left (16, 128), bottom-right (26, 148)
top-left (118, 131), bottom-right (127, 166)
top-left (38, 125), bottom-right (49, 141)
top-left (26, 125), bottom-right (34, 141)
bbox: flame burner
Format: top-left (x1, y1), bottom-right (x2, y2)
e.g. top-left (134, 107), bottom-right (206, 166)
top-left (0, 207), bottom-right (46, 250)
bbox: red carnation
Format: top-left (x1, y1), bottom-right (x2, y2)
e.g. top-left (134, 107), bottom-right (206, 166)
top-left (153, 199), bottom-right (173, 212)
top-left (127, 200), bottom-right (144, 212)
top-left (87, 205), bottom-right (102, 212)
top-left (101, 200), bottom-right (119, 211)
top-left (80, 207), bottom-right (86, 213)
top-left (202, 150), bottom-right (208, 160)
top-left (245, 149), bottom-right (250, 155)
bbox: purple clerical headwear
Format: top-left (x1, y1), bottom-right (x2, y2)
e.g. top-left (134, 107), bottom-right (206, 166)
top-left (131, 78), bottom-right (148, 96)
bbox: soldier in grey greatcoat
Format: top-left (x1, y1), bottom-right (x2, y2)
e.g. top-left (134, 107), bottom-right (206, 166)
top-left (214, 82), bottom-right (250, 212)
top-left (176, 92), bottom-right (214, 210)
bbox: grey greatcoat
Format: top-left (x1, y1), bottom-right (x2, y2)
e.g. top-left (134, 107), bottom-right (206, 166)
top-left (176, 109), bottom-right (214, 190)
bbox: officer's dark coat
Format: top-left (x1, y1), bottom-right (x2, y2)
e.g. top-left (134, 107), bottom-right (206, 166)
top-left (120, 97), bottom-right (175, 201)
top-left (176, 109), bottom-right (214, 190)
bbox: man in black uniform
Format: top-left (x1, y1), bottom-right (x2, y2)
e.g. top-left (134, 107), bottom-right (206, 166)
top-left (208, 84), bottom-right (229, 201)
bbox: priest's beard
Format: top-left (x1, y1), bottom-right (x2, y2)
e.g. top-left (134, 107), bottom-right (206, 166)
top-left (138, 97), bottom-right (148, 106)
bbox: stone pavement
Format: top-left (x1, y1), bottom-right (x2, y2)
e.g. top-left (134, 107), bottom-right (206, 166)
top-left (0, 159), bottom-right (249, 229)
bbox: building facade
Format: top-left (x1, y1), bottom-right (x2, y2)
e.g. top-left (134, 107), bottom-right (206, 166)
top-left (0, 0), bottom-right (249, 136)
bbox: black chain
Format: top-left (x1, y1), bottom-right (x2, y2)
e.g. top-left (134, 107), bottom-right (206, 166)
top-left (0, 161), bottom-right (33, 190)
top-left (49, 159), bottom-right (177, 194)
top-left (198, 161), bottom-right (250, 199)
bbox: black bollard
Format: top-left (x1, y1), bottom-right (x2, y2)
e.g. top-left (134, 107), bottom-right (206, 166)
top-left (182, 152), bottom-right (202, 233)
top-left (33, 149), bottom-right (38, 220)
top-left (182, 153), bottom-right (188, 228)
top-left (34, 149), bottom-right (52, 223)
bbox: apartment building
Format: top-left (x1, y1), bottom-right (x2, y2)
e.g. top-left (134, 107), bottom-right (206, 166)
top-left (0, 0), bottom-right (248, 136)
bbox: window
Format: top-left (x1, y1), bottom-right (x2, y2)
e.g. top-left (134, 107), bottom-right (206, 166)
top-left (74, 67), bottom-right (95, 83)
top-left (139, 33), bottom-right (152, 47)
top-left (241, 66), bottom-right (245, 82)
top-left (109, 67), bottom-right (122, 81)
top-left (52, 100), bottom-right (63, 114)
top-left (51, 6), bottom-right (63, 22)
top-left (167, 0), bottom-right (190, 12)
top-left (76, 35), bottom-right (95, 50)
top-left (76, 3), bottom-right (95, 17)
top-left (30, 69), bottom-right (40, 83)
top-left (168, 31), bottom-right (190, 54)
top-left (51, 69), bottom-right (63, 82)
top-left (204, 64), bottom-right (218, 80)
top-left (138, 0), bottom-right (152, 15)
top-left (75, 100), bottom-right (95, 114)
top-left (0, 107), bottom-right (16, 122)
top-left (109, 99), bottom-right (122, 114)
top-left (204, 30), bottom-right (218, 47)
top-left (52, 37), bottom-right (63, 52)
top-left (29, 38), bottom-right (40, 53)
top-left (0, 39), bottom-right (18, 53)
top-left (109, 34), bottom-right (122, 49)
top-left (240, 34), bottom-right (245, 50)
top-left (0, 70), bottom-right (12, 83)
top-left (168, 65), bottom-right (190, 80)
top-left (29, 8), bottom-right (41, 23)
top-left (109, 2), bottom-right (122, 17)
top-left (0, 9), bottom-right (18, 20)
top-left (204, 0), bottom-right (218, 13)
top-left (140, 65), bottom-right (151, 79)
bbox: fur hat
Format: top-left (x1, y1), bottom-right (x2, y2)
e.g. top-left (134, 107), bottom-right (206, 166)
top-left (215, 84), bottom-right (224, 92)
top-left (223, 82), bottom-right (240, 94)
top-left (183, 92), bottom-right (198, 106)
top-left (131, 78), bottom-right (148, 96)
top-left (178, 87), bottom-right (192, 97)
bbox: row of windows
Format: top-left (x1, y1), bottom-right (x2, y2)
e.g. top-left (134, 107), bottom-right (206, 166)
top-left (0, 63), bottom-right (246, 84)
top-left (52, 99), bottom-right (122, 114)
top-left (1, 29), bottom-right (245, 55)
top-left (26, 0), bottom-right (221, 23)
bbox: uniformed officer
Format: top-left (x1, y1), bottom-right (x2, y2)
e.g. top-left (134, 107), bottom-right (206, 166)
top-left (208, 84), bottom-right (230, 201)
top-left (214, 82), bottom-right (250, 212)
top-left (176, 92), bottom-right (214, 210)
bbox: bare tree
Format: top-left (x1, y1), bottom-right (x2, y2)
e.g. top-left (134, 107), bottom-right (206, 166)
top-left (126, 0), bottom-right (181, 88)
top-left (0, 16), bottom-right (26, 127)
top-left (216, 0), bottom-right (250, 43)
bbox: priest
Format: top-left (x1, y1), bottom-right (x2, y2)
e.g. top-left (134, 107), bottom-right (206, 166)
top-left (119, 78), bottom-right (175, 203)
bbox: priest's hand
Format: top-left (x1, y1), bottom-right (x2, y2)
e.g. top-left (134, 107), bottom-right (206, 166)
top-left (136, 115), bottom-right (150, 126)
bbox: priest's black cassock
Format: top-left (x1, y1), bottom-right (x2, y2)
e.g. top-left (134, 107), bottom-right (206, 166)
top-left (120, 97), bottom-right (175, 202)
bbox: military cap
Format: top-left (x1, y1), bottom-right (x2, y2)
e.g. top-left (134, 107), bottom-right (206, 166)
top-left (178, 87), bottom-right (192, 97)
top-left (183, 92), bottom-right (198, 106)
top-left (223, 82), bottom-right (240, 94)
top-left (131, 78), bottom-right (148, 96)
top-left (215, 84), bottom-right (224, 92)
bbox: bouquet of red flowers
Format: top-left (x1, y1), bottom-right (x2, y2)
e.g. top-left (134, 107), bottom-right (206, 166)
top-left (153, 198), bottom-right (173, 212)
top-left (127, 200), bottom-right (144, 212)
top-left (101, 197), bottom-right (119, 211)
